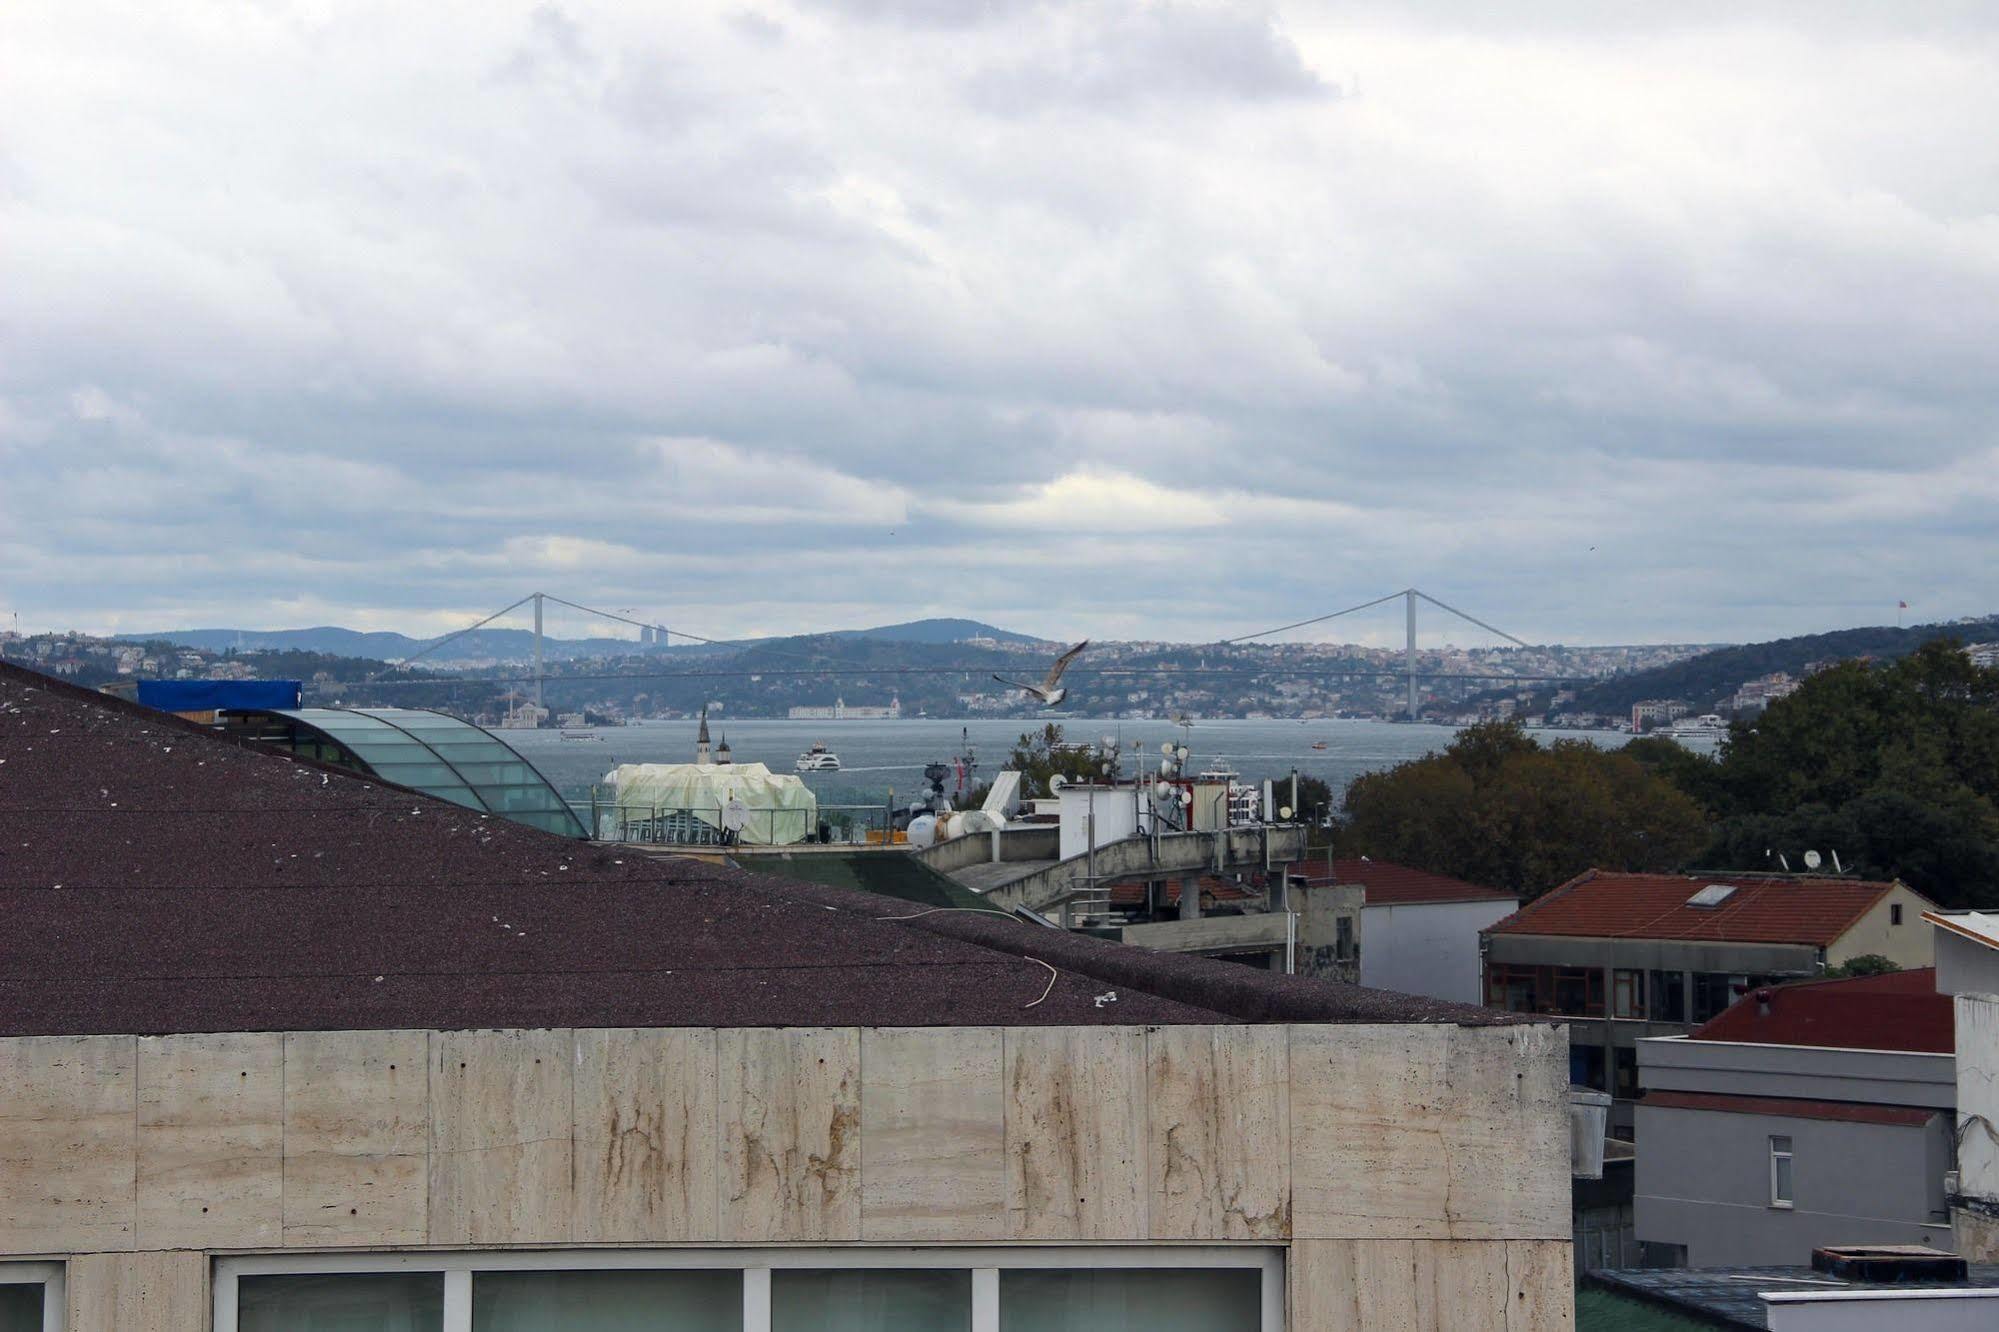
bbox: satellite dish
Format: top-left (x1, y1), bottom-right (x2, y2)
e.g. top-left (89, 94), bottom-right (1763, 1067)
top-left (1279, 806), bottom-right (1293, 820)
top-left (1179, 790), bottom-right (1193, 806)
top-left (1161, 742), bottom-right (1174, 756)
top-left (1155, 780), bottom-right (1173, 799)
top-left (1101, 734), bottom-right (1117, 751)
top-left (1803, 850), bottom-right (1823, 870)
top-left (1049, 775), bottom-right (1067, 792)
top-left (1176, 746), bottom-right (1190, 761)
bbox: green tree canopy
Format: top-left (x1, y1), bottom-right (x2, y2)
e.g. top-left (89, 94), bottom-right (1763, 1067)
top-left (1690, 642), bottom-right (1999, 905)
top-left (963, 723), bottom-right (1113, 807)
top-left (1338, 721), bottom-right (1710, 899)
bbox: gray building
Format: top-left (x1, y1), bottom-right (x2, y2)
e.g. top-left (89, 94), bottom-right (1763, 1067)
top-left (1482, 869), bottom-right (1935, 1130)
top-left (1634, 968), bottom-right (1956, 1266)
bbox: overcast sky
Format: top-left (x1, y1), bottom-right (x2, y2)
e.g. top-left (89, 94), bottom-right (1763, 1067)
top-left (4, 1), bottom-right (1997, 650)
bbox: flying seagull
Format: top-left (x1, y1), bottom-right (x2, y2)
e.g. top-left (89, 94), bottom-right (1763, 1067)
top-left (995, 640), bottom-right (1089, 708)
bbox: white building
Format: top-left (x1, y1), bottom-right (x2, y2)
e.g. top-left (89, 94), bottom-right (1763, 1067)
top-left (1292, 859), bottom-right (1519, 1005)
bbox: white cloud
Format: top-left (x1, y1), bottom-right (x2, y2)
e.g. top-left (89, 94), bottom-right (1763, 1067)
top-left (1, 0), bottom-right (1995, 645)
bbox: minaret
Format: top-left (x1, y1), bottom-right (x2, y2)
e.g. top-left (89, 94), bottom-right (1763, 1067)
top-left (696, 706), bottom-right (711, 764)
top-left (716, 732), bottom-right (732, 765)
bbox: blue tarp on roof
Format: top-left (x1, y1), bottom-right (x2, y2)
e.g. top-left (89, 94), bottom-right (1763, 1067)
top-left (137, 679), bottom-right (303, 712)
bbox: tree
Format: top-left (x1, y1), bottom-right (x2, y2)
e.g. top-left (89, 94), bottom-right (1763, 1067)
top-left (1339, 722), bottom-right (1709, 899)
top-left (963, 723), bottom-right (1108, 807)
top-left (1821, 954), bottom-right (1900, 979)
top-left (1689, 642), bottom-right (1999, 906)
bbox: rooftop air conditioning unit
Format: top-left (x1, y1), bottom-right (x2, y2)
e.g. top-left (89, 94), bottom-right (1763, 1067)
top-left (1569, 1086), bottom-right (1612, 1179)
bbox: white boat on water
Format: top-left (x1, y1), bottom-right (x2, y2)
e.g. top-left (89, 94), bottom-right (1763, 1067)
top-left (559, 730), bottom-right (602, 741)
top-left (796, 742), bottom-right (842, 772)
top-left (1664, 714), bottom-right (1727, 739)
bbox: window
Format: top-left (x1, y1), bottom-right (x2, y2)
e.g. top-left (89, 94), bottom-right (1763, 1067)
top-left (773, 1271), bottom-right (971, 1332)
top-left (215, 1250), bottom-right (1283, 1332)
top-left (1552, 966), bottom-right (1605, 1017)
top-left (1891, 903), bottom-right (1904, 926)
top-left (1335, 916), bottom-right (1355, 960)
top-left (1613, 1048), bottom-right (1640, 1100)
top-left (1770, 1135), bottom-right (1794, 1208)
top-left (1612, 970), bottom-right (1646, 1019)
top-left (1649, 970), bottom-right (1687, 1024)
top-left (1000, 1269), bottom-right (1262, 1330)
top-left (1486, 964), bottom-right (1603, 1017)
top-left (475, 1271), bottom-right (740, 1331)
top-left (0, 1263), bottom-right (62, 1332)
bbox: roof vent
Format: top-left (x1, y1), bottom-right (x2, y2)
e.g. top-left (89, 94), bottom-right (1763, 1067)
top-left (1811, 1245), bottom-right (1966, 1284)
top-left (1687, 883), bottom-right (1738, 909)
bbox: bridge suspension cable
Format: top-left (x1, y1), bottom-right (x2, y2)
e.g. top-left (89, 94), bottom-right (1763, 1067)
top-left (1226, 588), bottom-right (1537, 719)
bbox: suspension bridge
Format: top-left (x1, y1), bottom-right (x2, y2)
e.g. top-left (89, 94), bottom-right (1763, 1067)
top-left (324, 589), bottom-right (1583, 718)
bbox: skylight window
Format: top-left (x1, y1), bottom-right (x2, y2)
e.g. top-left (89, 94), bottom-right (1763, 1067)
top-left (1687, 884), bottom-right (1738, 909)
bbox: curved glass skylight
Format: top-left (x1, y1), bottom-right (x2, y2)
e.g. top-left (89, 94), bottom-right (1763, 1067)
top-left (230, 707), bottom-right (587, 838)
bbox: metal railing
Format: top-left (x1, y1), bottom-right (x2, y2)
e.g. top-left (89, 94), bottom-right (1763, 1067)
top-left (579, 799), bottom-right (894, 847)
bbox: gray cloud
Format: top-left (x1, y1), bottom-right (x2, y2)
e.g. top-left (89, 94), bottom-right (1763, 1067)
top-left (0, 0), bottom-right (1995, 648)
top-left (966, 5), bottom-right (1331, 113)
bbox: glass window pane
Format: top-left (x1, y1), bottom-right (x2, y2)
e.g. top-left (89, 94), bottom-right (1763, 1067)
top-left (473, 1270), bottom-right (740, 1331)
top-left (0, 1284), bottom-right (43, 1332)
top-left (239, 1273), bottom-right (444, 1332)
top-left (452, 763), bottom-right (538, 785)
top-left (999, 1269), bottom-right (1260, 1332)
top-left (362, 762), bottom-right (469, 788)
top-left (773, 1269), bottom-right (971, 1332)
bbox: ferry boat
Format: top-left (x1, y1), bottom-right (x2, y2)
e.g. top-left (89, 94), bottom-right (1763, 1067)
top-left (1664, 714), bottom-right (1727, 739)
top-left (795, 742), bottom-right (842, 772)
top-left (558, 729), bottom-right (601, 741)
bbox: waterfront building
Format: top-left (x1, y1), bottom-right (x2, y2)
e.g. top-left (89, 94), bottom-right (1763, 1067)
top-left (1483, 870), bottom-right (1936, 1130)
top-left (1629, 699), bottom-right (1690, 729)
top-left (0, 660), bottom-right (1573, 1330)
top-left (787, 695), bottom-right (903, 720)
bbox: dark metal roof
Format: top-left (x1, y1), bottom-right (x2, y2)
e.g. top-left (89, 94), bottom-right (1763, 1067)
top-left (0, 661), bottom-right (1518, 1035)
top-left (1590, 1265), bottom-right (1999, 1330)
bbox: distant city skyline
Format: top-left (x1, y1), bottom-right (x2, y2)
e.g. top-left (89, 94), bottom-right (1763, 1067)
top-left (3, 3), bottom-right (1996, 645)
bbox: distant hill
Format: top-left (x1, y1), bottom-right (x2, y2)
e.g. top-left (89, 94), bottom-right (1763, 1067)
top-left (134, 626), bottom-right (665, 662)
top-left (1570, 615), bottom-right (1999, 716)
top-left (138, 616), bottom-right (1039, 662)
top-left (830, 618), bottom-right (1041, 646)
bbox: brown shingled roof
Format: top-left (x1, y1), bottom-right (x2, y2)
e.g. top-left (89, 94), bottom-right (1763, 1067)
top-left (0, 662), bottom-right (1513, 1035)
top-left (1483, 869), bottom-right (1919, 946)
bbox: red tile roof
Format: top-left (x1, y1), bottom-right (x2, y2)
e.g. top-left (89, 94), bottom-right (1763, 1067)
top-left (1643, 1090), bottom-right (1937, 1127)
top-left (1689, 968), bottom-right (1953, 1053)
top-left (1288, 858), bottom-right (1517, 906)
top-left (1483, 869), bottom-right (1920, 946)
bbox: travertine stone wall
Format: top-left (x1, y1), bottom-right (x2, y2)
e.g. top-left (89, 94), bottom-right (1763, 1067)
top-left (1954, 994), bottom-right (1999, 1261)
top-left (0, 1022), bottom-right (1573, 1330)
